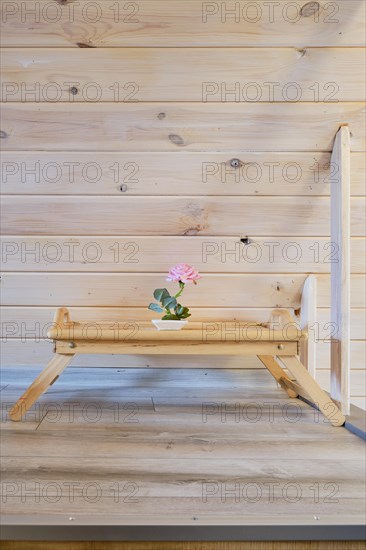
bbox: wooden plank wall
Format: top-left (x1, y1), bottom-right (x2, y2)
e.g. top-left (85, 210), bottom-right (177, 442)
top-left (1, 0), bottom-right (365, 409)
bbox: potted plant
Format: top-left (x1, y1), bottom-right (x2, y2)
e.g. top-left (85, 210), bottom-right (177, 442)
top-left (148, 264), bottom-right (201, 330)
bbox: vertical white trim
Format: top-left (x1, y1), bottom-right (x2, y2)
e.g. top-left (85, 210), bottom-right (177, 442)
top-left (300, 275), bottom-right (317, 378)
top-left (330, 126), bottom-right (351, 416)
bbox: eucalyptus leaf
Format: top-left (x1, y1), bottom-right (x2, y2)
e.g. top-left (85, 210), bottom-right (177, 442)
top-left (162, 296), bottom-right (177, 309)
top-left (153, 288), bottom-right (170, 302)
top-left (148, 303), bottom-right (163, 313)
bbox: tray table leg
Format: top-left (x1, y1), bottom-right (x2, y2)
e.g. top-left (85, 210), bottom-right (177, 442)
top-left (9, 353), bottom-right (75, 422)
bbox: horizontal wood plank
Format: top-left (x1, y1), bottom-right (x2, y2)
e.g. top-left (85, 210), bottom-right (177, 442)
top-left (55, 341), bottom-right (300, 357)
top-left (2, 196), bottom-right (365, 236)
top-left (351, 397), bottom-right (366, 409)
top-left (1, 341), bottom-right (364, 397)
top-left (1, 307), bottom-right (365, 340)
top-left (316, 362), bottom-right (366, 395)
top-left (1, 236), bottom-right (365, 273)
top-left (2, 425), bottom-right (362, 454)
top-left (0, 339), bottom-right (261, 369)
top-left (1, 0), bottom-right (365, 412)
top-left (1, 1), bottom-right (364, 47)
top-left (317, 342), bottom-right (366, 371)
top-left (1, 273), bottom-right (365, 307)
top-left (2, 103), bottom-right (365, 152)
top-left (2, 363), bottom-right (365, 522)
top-left (0, 273), bottom-right (307, 307)
top-left (1, 47), bottom-right (365, 102)
top-left (1, 152), bottom-right (365, 196)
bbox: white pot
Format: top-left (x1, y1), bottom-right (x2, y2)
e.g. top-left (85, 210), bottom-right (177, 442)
top-left (152, 319), bottom-right (188, 331)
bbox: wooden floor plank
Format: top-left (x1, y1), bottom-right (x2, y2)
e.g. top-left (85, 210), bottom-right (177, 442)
top-left (1, 367), bottom-right (364, 520)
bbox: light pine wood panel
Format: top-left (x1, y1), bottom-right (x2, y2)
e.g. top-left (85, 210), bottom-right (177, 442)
top-left (317, 309), bottom-right (366, 340)
top-left (351, 397), bottom-right (366, 409)
top-left (1, 339), bottom-right (365, 382)
top-left (0, 339), bottom-right (261, 369)
top-left (2, 103), bottom-right (365, 152)
top-left (1, 152), bottom-right (365, 196)
top-left (317, 342), bottom-right (366, 372)
top-left (2, 196), bottom-right (365, 236)
top-left (0, 273), bottom-right (307, 307)
top-left (1, 307), bottom-right (365, 340)
top-left (0, 307), bottom-right (277, 334)
top-left (1, 236), bottom-right (365, 273)
top-left (318, 368), bottom-right (365, 395)
top-left (0, 0), bottom-right (364, 47)
top-left (1, 0), bottom-right (365, 407)
top-left (1, 273), bottom-right (365, 307)
top-left (1, 48), bottom-right (365, 102)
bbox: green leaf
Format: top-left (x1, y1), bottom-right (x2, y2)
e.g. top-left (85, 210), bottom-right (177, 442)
top-left (162, 296), bottom-right (177, 309)
top-left (175, 304), bottom-right (184, 315)
top-left (162, 313), bottom-right (180, 320)
top-left (148, 303), bottom-right (163, 313)
top-left (153, 288), bottom-right (170, 302)
top-left (180, 312), bottom-right (191, 319)
top-left (176, 305), bottom-right (190, 315)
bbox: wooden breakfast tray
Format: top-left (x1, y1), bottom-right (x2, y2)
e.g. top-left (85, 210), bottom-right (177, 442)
top-left (9, 307), bottom-right (345, 427)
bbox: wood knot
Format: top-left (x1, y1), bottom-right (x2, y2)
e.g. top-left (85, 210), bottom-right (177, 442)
top-left (70, 86), bottom-right (78, 95)
top-left (119, 184), bottom-right (128, 192)
top-left (230, 158), bottom-right (241, 168)
top-left (157, 112), bottom-right (166, 120)
top-left (240, 237), bottom-right (251, 245)
top-left (76, 42), bottom-right (95, 48)
top-left (183, 227), bottom-right (202, 236)
top-left (296, 49), bottom-right (307, 59)
top-left (169, 134), bottom-right (185, 146)
top-left (300, 2), bottom-right (320, 17)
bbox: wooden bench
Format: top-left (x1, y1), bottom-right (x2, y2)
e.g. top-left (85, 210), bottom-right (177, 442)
top-left (9, 298), bottom-right (345, 426)
top-left (8, 127), bottom-right (351, 428)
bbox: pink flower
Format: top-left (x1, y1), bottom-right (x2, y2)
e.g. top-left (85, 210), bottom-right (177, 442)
top-left (166, 263), bottom-right (201, 284)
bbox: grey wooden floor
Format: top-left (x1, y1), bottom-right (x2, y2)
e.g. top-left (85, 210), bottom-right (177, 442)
top-left (1, 366), bottom-right (365, 523)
